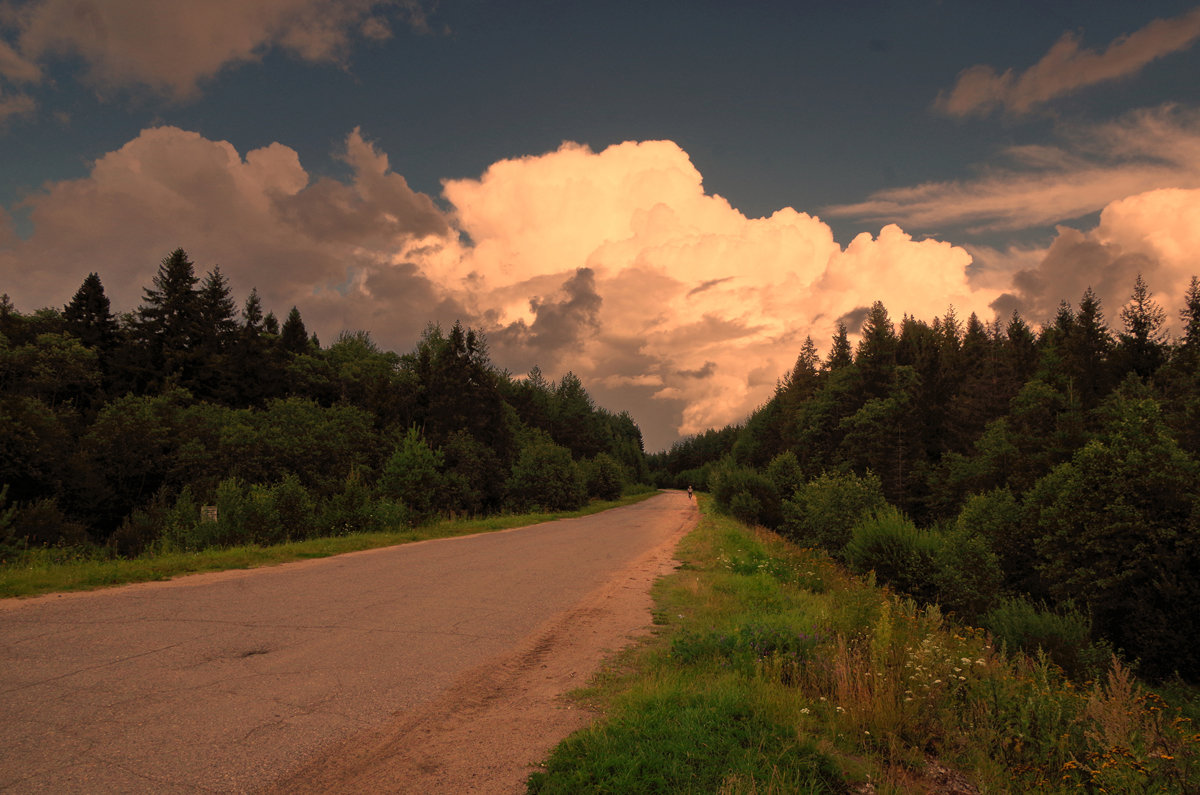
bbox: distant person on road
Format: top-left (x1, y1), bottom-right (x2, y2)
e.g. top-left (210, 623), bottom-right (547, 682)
top-left (687, 485), bottom-right (693, 500)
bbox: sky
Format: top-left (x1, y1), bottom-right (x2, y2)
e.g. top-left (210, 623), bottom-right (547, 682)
top-left (3, 1), bottom-right (1200, 451)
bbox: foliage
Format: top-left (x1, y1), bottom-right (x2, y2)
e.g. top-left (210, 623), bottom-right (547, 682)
top-left (982, 596), bottom-right (1108, 681)
top-left (530, 499), bottom-right (1200, 794)
top-left (710, 461), bottom-right (780, 527)
top-left (842, 506), bottom-right (941, 604)
top-left (379, 427), bottom-right (445, 523)
top-left (779, 470), bottom-right (885, 555)
top-left (581, 452), bottom-right (625, 501)
top-left (506, 436), bottom-right (586, 512)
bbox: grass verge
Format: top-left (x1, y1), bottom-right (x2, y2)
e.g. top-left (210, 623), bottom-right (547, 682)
top-left (527, 496), bottom-right (1200, 794)
top-left (0, 491), bottom-right (658, 599)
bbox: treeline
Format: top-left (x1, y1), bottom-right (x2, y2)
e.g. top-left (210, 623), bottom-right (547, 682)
top-left (1, 249), bottom-right (649, 557)
top-left (651, 275), bottom-right (1200, 681)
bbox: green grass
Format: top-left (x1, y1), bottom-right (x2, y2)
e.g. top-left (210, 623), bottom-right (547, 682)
top-left (0, 491), bottom-right (658, 599)
top-left (527, 496), bottom-right (1200, 794)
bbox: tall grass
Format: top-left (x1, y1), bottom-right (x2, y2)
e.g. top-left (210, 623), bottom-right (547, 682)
top-left (530, 497), bottom-right (1200, 793)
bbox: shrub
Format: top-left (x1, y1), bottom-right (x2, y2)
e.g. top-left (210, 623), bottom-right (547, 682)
top-left (321, 470), bottom-right (378, 535)
top-left (581, 453), bottom-right (625, 501)
top-left (953, 487), bottom-right (1036, 594)
top-left (710, 463), bottom-right (779, 527)
top-left (506, 437), bottom-right (586, 512)
top-left (930, 522), bottom-right (1003, 620)
top-left (983, 596), bottom-right (1109, 680)
top-left (378, 427), bottom-right (445, 524)
top-left (765, 450), bottom-right (804, 501)
top-left (780, 470), bottom-right (885, 555)
top-left (269, 474), bottom-right (318, 540)
top-left (843, 506), bottom-right (940, 604)
top-left (10, 497), bottom-right (89, 549)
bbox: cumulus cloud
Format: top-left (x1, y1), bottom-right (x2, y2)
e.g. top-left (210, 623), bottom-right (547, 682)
top-left (0, 131), bottom-right (1005, 449)
top-left (0, 0), bottom-right (428, 100)
top-left (937, 6), bottom-right (1200, 117)
top-left (827, 105), bottom-right (1200, 233)
top-left (988, 187), bottom-right (1200, 332)
top-left (424, 140), bottom-right (997, 445)
top-left (0, 125), bottom-right (455, 346)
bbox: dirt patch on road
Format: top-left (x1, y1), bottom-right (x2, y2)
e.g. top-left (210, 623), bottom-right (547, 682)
top-left (261, 502), bottom-right (696, 795)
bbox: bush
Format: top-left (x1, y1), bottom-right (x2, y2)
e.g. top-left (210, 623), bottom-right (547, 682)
top-left (321, 471), bottom-right (378, 535)
top-left (843, 506), bottom-right (940, 604)
top-left (506, 438), bottom-right (586, 512)
top-left (930, 522), bottom-right (1003, 620)
top-left (983, 597), bottom-right (1109, 680)
top-left (765, 450), bottom-right (804, 501)
top-left (269, 474), bottom-right (319, 540)
top-left (953, 487), bottom-right (1035, 594)
top-left (9, 497), bottom-right (89, 549)
top-left (711, 463), bottom-right (779, 527)
top-left (378, 427), bottom-right (445, 524)
top-left (581, 453), bottom-right (625, 501)
top-left (780, 470), bottom-right (885, 555)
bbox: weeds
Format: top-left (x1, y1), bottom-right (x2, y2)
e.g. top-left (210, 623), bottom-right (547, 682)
top-left (530, 496), bottom-right (1200, 793)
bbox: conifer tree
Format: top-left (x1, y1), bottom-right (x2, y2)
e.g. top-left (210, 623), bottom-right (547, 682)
top-left (1117, 273), bottom-right (1168, 380)
top-left (824, 322), bottom-right (853, 371)
top-left (63, 273), bottom-right (118, 350)
top-left (138, 248), bottom-right (201, 352)
top-left (280, 307), bottom-right (309, 354)
top-left (197, 266), bottom-right (238, 352)
top-left (1065, 287), bottom-right (1114, 410)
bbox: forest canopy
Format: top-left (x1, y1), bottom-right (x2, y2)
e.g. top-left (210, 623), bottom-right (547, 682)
top-left (650, 274), bottom-right (1200, 681)
top-left (1, 249), bottom-right (649, 557)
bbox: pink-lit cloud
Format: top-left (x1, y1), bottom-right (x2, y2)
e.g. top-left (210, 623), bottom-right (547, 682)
top-left (937, 6), bottom-right (1200, 117)
top-left (827, 105), bottom-right (1200, 232)
top-left (989, 185), bottom-right (1200, 331)
top-left (0, 0), bottom-right (428, 101)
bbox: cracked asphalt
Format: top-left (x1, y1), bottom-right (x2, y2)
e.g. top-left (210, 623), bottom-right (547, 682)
top-left (0, 492), bottom-right (695, 793)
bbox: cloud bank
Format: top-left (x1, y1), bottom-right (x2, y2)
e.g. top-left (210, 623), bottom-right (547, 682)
top-left (5, 128), bottom-right (1199, 447)
top-left (937, 6), bottom-right (1200, 117)
top-left (1, 130), bottom-right (1005, 448)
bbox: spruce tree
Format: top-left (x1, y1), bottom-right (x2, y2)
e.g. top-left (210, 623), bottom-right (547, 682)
top-left (280, 307), bottom-right (309, 354)
top-left (138, 248), bottom-right (201, 352)
top-left (197, 266), bottom-right (238, 353)
top-left (63, 273), bottom-right (118, 350)
top-left (824, 323), bottom-right (853, 371)
top-left (1117, 273), bottom-right (1168, 380)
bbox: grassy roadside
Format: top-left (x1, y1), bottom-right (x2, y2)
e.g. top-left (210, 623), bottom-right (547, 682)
top-left (0, 491), bottom-right (658, 599)
top-left (527, 496), bottom-right (1200, 794)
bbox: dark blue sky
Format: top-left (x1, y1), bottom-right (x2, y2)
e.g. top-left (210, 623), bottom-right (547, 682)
top-left (3, 1), bottom-right (1200, 447)
top-left (5, 1), bottom-right (1197, 243)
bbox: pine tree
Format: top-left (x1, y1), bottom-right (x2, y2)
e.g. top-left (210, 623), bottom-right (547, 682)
top-left (824, 323), bottom-right (853, 371)
top-left (1065, 287), bottom-right (1114, 410)
top-left (242, 288), bottom-right (264, 335)
top-left (63, 272), bottom-right (118, 350)
top-left (1180, 276), bottom-right (1200, 351)
top-left (197, 266), bottom-right (238, 353)
top-left (279, 307), bottom-right (309, 354)
top-left (138, 248), bottom-right (201, 352)
top-left (1117, 273), bottom-right (1168, 380)
top-left (854, 300), bottom-right (897, 398)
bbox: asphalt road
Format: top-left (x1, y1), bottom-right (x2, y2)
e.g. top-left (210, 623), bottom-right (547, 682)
top-left (0, 491), bottom-right (695, 793)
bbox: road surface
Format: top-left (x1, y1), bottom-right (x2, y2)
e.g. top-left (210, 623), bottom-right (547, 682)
top-left (0, 491), bottom-right (696, 793)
